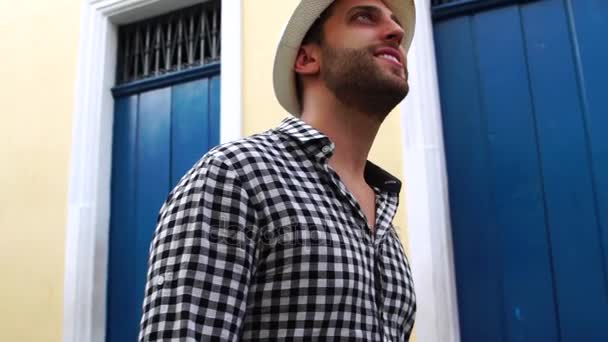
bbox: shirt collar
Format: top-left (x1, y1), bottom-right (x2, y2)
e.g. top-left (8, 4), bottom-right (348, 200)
top-left (276, 116), bottom-right (330, 144)
top-left (276, 116), bottom-right (402, 194)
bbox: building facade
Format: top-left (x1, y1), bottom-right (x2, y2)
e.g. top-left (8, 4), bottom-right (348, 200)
top-left (1, 0), bottom-right (606, 341)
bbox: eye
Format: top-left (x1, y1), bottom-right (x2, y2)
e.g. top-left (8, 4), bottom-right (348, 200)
top-left (353, 12), bottom-right (374, 22)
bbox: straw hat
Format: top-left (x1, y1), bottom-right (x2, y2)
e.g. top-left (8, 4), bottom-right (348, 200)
top-left (272, 0), bottom-right (416, 116)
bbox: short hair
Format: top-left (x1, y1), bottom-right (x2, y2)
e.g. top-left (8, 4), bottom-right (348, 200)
top-left (295, 3), bottom-right (336, 107)
top-left (301, 3), bottom-right (335, 45)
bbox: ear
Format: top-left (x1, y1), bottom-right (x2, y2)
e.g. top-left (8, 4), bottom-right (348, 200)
top-left (294, 44), bottom-right (320, 76)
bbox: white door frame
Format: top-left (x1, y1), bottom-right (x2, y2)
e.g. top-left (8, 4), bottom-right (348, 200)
top-left (62, 1), bottom-right (242, 341)
top-left (401, 0), bottom-right (461, 341)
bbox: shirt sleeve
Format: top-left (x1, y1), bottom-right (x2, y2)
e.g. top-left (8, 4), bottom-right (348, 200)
top-left (139, 154), bottom-right (258, 341)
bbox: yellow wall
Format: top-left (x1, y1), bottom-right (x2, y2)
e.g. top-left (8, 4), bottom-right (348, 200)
top-left (242, 0), bottom-right (409, 244)
top-left (0, 0), bottom-right (81, 340)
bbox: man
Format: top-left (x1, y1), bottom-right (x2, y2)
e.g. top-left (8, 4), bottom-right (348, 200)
top-left (139, 0), bottom-right (416, 340)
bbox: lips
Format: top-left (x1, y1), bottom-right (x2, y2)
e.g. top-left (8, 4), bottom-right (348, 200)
top-left (374, 46), bottom-right (403, 67)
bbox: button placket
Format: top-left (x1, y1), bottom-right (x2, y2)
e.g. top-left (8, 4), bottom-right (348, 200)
top-left (316, 151), bottom-right (391, 338)
top-left (373, 192), bottom-right (399, 248)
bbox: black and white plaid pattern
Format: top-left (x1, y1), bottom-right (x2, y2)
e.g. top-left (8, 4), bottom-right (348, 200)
top-left (139, 116), bottom-right (416, 341)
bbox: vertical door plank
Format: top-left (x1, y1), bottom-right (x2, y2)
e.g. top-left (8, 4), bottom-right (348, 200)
top-left (108, 95), bottom-right (139, 342)
top-left (209, 75), bottom-right (221, 147)
top-left (473, 5), bottom-right (559, 340)
top-left (134, 87), bottom-right (172, 340)
top-left (171, 79), bottom-right (210, 186)
top-left (434, 16), bottom-right (505, 342)
top-left (568, 0), bottom-right (608, 293)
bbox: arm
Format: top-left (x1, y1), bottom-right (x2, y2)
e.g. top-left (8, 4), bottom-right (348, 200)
top-left (139, 155), bottom-right (258, 341)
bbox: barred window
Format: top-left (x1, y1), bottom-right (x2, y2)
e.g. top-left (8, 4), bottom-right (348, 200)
top-left (116, 1), bottom-right (221, 85)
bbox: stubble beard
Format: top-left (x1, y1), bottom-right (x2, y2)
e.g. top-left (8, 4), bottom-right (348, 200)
top-left (321, 45), bottom-right (409, 122)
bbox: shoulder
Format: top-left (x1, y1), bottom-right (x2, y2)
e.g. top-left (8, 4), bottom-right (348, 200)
top-left (208, 130), bottom-right (283, 166)
top-left (198, 128), bottom-right (299, 178)
top-left (169, 128), bottom-right (292, 195)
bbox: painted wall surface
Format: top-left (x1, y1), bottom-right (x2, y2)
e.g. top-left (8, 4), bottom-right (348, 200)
top-left (242, 0), bottom-right (410, 246)
top-left (0, 0), bottom-right (81, 340)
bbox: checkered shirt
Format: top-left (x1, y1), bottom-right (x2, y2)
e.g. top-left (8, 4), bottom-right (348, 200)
top-left (139, 116), bottom-right (416, 341)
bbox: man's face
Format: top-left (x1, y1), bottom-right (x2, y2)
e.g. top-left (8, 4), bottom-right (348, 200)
top-left (318, 0), bottom-right (408, 117)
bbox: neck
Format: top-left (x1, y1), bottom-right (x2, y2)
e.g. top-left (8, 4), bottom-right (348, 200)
top-left (300, 87), bottom-right (384, 181)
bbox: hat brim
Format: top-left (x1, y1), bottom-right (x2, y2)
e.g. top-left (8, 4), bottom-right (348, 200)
top-left (273, 0), bottom-right (416, 117)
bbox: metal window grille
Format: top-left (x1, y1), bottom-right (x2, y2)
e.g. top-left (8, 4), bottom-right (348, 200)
top-left (116, 1), bottom-right (221, 85)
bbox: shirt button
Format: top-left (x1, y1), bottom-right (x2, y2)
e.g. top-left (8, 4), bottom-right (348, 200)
top-left (156, 275), bottom-right (165, 286)
top-left (322, 146), bottom-right (331, 153)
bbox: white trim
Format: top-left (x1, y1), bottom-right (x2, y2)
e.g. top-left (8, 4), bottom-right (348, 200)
top-left (401, 0), bottom-right (461, 341)
top-left (220, 0), bottom-right (243, 143)
top-left (63, 1), bottom-right (242, 341)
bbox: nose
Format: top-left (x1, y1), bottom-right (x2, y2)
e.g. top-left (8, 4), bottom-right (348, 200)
top-left (383, 19), bottom-right (405, 46)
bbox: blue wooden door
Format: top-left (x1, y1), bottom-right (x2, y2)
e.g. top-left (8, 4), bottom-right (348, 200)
top-left (433, 0), bottom-right (608, 340)
top-left (106, 67), bottom-right (220, 342)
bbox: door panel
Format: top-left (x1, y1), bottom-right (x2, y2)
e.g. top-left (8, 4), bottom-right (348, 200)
top-left (433, 0), bottom-right (608, 340)
top-left (107, 72), bottom-right (220, 342)
top-left (520, 2), bottom-right (608, 339)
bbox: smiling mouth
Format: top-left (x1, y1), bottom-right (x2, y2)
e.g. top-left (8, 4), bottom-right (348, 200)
top-left (375, 54), bottom-right (404, 71)
top-left (377, 53), bottom-right (402, 66)
top-left (373, 55), bottom-right (408, 81)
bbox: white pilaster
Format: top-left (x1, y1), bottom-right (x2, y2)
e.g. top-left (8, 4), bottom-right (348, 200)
top-left (401, 0), bottom-right (461, 341)
top-left (220, 0), bottom-right (243, 143)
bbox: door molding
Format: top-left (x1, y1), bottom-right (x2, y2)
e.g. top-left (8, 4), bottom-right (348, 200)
top-left (401, 0), bottom-right (461, 341)
top-left (62, 1), bottom-right (242, 341)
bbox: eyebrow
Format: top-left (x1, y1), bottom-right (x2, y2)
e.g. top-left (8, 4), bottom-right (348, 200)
top-left (346, 5), bottom-right (403, 28)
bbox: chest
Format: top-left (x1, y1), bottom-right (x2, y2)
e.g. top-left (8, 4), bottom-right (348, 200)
top-left (250, 165), bottom-right (409, 285)
top-left (245, 161), bottom-right (416, 336)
